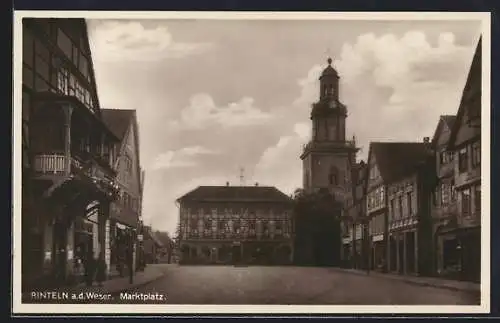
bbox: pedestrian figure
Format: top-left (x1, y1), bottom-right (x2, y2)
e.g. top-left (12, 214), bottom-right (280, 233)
top-left (95, 251), bottom-right (107, 287)
top-left (84, 248), bottom-right (95, 287)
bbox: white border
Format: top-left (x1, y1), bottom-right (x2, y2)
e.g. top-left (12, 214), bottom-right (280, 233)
top-left (12, 10), bottom-right (491, 315)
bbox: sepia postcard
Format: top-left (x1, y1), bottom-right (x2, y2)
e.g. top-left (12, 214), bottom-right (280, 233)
top-left (12, 10), bottom-right (491, 315)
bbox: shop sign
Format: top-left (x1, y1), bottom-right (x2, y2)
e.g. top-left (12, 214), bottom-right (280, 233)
top-left (372, 234), bottom-right (384, 242)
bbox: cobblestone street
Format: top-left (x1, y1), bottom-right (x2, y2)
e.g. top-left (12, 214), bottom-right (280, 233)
top-left (119, 265), bottom-right (480, 305)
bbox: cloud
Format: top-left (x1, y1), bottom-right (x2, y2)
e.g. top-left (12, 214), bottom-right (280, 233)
top-left (89, 21), bottom-right (213, 62)
top-left (253, 126), bottom-right (310, 195)
top-left (151, 145), bottom-right (219, 170)
top-left (294, 31), bottom-right (476, 159)
top-left (171, 93), bottom-right (274, 130)
top-left (252, 30), bottom-right (476, 195)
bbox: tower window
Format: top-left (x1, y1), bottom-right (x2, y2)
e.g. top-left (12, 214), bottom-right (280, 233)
top-left (328, 85), bottom-right (334, 96)
top-left (329, 166), bottom-right (339, 185)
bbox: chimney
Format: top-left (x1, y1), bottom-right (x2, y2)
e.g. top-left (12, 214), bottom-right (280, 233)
top-left (255, 182), bottom-right (259, 186)
top-left (226, 181), bottom-right (229, 186)
top-left (423, 137), bottom-right (430, 143)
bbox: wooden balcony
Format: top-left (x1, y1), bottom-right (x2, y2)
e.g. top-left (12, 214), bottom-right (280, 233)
top-left (33, 154), bottom-right (67, 176)
top-left (32, 152), bottom-right (119, 201)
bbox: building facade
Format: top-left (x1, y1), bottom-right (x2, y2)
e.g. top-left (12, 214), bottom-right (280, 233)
top-left (101, 109), bottom-right (143, 275)
top-left (437, 37), bottom-right (481, 282)
top-left (366, 142), bottom-right (434, 273)
top-left (22, 18), bottom-right (120, 288)
top-left (342, 161), bottom-right (368, 269)
top-left (386, 151), bottom-right (435, 277)
top-left (431, 115), bottom-right (458, 276)
top-left (177, 185), bottom-right (294, 265)
top-left (366, 145), bottom-right (388, 271)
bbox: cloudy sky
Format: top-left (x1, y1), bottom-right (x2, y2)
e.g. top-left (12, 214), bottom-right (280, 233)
top-left (86, 17), bottom-right (481, 235)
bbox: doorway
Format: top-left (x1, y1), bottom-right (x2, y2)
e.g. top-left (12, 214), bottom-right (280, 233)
top-left (232, 244), bottom-right (242, 265)
top-left (53, 220), bottom-right (68, 284)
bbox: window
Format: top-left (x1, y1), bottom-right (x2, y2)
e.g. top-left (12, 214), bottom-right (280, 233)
top-left (450, 180), bottom-right (456, 201)
top-left (398, 196), bottom-right (403, 218)
top-left (249, 220), bottom-right (256, 231)
top-left (35, 75), bottom-right (50, 92)
top-left (329, 167), bottom-right (338, 185)
top-left (35, 54), bottom-right (50, 81)
top-left (72, 45), bottom-right (79, 66)
top-left (327, 85), bottom-right (334, 96)
top-left (329, 124), bottom-right (336, 141)
top-left (79, 54), bottom-right (89, 79)
top-left (23, 65), bottom-right (34, 89)
top-left (461, 188), bottom-right (471, 218)
top-left (23, 27), bottom-right (34, 67)
top-left (204, 219), bottom-right (212, 231)
top-left (380, 186), bottom-right (385, 205)
top-left (458, 147), bottom-right (468, 173)
top-left (474, 185), bottom-right (481, 216)
top-left (57, 28), bottom-right (73, 59)
top-left (472, 141), bottom-right (480, 168)
top-left (440, 183), bottom-right (449, 206)
top-left (190, 218), bottom-right (197, 230)
top-left (407, 192), bottom-right (413, 217)
top-left (218, 220), bottom-right (225, 231)
top-left (22, 90), bottom-right (31, 122)
top-left (57, 68), bottom-right (69, 94)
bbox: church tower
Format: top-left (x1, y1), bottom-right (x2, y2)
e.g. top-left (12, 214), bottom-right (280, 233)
top-left (300, 58), bottom-right (358, 202)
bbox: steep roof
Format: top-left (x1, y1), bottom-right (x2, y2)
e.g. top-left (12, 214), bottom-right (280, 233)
top-left (145, 227), bottom-right (164, 247)
top-left (100, 109), bottom-right (135, 140)
top-left (370, 142), bottom-right (433, 184)
top-left (448, 36), bottom-right (482, 149)
top-left (431, 115), bottom-right (457, 147)
top-left (177, 185), bottom-right (293, 203)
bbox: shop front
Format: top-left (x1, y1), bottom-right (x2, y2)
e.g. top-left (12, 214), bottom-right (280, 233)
top-left (371, 234), bottom-right (385, 271)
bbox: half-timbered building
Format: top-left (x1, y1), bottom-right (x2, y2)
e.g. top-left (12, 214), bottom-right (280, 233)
top-left (177, 184), bottom-right (294, 265)
top-left (22, 18), bottom-right (120, 288)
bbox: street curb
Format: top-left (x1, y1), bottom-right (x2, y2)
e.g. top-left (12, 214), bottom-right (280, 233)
top-left (330, 268), bottom-right (480, 294)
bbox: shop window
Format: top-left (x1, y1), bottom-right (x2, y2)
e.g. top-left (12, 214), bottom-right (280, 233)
top-left (458, 147), bottom-right (468, 173)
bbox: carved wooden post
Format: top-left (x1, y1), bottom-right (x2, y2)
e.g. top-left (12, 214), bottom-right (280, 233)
top-left (62, 105), bottom-right (73, 175)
